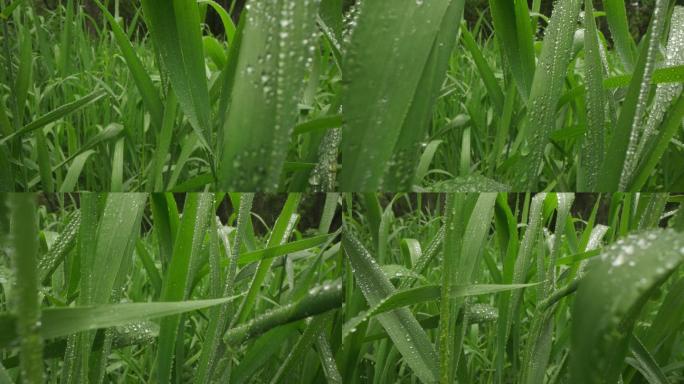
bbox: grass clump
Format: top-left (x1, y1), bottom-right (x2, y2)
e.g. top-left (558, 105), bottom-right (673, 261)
top-left (342, 192), bottom-right (684, 383)
top-left (0, 192), bottom-right (343, 383)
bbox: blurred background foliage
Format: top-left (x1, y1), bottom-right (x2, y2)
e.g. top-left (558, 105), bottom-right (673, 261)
top-left (33, 0), bottom-right (663, 42)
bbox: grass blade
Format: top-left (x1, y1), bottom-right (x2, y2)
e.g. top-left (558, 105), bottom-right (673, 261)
top-left (512, 0), bottom-right (582, 189)
top-left (218, 0), bottom-right (320, 191)
top-left (156, 193), bottom-right (213, 384)
top-left (340, 0), bottom-right (458, 191)
top-left (9, 194), bottom-right (43, 383)
top-left (570, 229), bottom-right (684, 383)
top-left (140, 0), bottom-right (212, 148)
top-left (578, 0), bottom-right (606, 191)
top-left (343, 228), bottom-right (438, 383)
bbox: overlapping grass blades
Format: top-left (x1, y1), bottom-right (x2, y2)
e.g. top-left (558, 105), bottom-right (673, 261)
top-left (512, 0), bottom-right (582, 189)
top-left (139, 0), bottom-right (211, 149)
top-left (343, 228), bottom-right (439, 383)
top-left (570, 229), bottom-right (684, 383)
top-left (0, 193), bottom-right (343, 382)
top-left (218, 0), bottom-right (321, 191)
top-left (340, 0), bottom-right (464, 191)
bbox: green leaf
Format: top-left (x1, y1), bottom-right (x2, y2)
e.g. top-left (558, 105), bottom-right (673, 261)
top-left (570, 229), bottom-right (684, 383)
top-left (140, 0), bottom-right (212, 149)
top-left (343, 229), bottom-right (438, 384)
top-left (0, 90), bottom-right (106, 145)
top-left (340, 0), bottom-right (461, 191)
top-left (512, 0), bottom-right (582, 189)
top-left (218, 0), bottom-right (320, 191)
top-left (0, 297), bottom-right (239, 349)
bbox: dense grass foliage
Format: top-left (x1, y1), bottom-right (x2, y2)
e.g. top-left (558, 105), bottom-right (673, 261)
top-left (0, 1), bottom-right (342, 192)
top-left (343, 193), bottom-right (684, 383)
top-left (342, 1), bottom-right (684, 191)
top-left (0, 193), bottom-right (343, 383)
top-left (1, 1), bottom-right (683, 191)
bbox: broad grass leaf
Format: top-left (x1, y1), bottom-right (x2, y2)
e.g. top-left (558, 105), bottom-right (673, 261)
top-left (340, 0), bottom-right (458, 191)
top-left (218, 0), bottom-right (320, 191)
top-left (570, 229), bottom-right (684, 383)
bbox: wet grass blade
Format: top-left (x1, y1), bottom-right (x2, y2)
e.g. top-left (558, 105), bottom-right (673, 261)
top-left (488, 0), bottom-right (535, 98)
top-left (578, 0), bottom-right (606, 191)
top-left (218, 0), bottom-right (320, 191)
top-left (224, 281), bottom-right (342, 345)
top-left (194, 193), bottom-right (252, 384)
top-left (340, 0), bottom-right (457, 191)
top-left (343, 229), bottom-right (438, 383)
top-left (140, 0), bottom-right (212, 149)
top-left (570, 229), bottom-right (684, 383)
top-left (156, 193), bottom-right (213, 384)
top-left (9, 194), bottom-right (43, 383)
top-left (512, 0), bottom-right (582, 189)
top-left (0, 297), bottom-right (239, 347)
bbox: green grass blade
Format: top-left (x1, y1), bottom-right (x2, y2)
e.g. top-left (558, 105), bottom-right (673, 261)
top-left (237, 232), bottom-right (338, 266)
top-left (512, 0), bottom-right (582, 189)
top-left (194, 193), bottom-right (252, 384)
top-left (94, 0), bottom-right (164, 129)
top-left (156, 193), bottom-right (213, 384)
top-left (140, 0), bottom-right (212, 149)
top-left (570, 229), bottom-right (684, 383)
top-left (9, 194), bottom-right (43, 383)
top-left (224, 281), bottom-right (342, 345)
top-left (603, 0), bottom-right (637, 70)
top-left (488, 0), bottom-right (536, 98)
top-left (0, 90), bottom-right (105, 145)
top-left (343, 229), bottom-right (438, 383)
top-left (629, 335), bottom-right (670, 384)
top-left (343, 283), bottom-right (532, 340)
top-left (218, 0), bottom-right (320, 191)
top-left (619, 0), bottom-right (669, 189)
top-left (0, 297), bottom-right (239, 348)
top-left (233, 194), bottom-right (301, 324)
top-left (340, 0), bottom-right (458, 191)
top-left (38, 210), bottom-right (80, 283)
top-left (578, 0), bottom-right (606, 191)
top-left (381, 0), bottom-right (465, 190)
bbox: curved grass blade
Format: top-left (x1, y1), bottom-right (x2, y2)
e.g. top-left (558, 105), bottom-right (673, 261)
top-left (343, 283), bottom-right (532, 340)
top-left (570, 229), bottom-right (684, 383)
top-left (0, 297), bottom-right (239, 348)
top-left (512, 0), bottom-right (582, 189)
top-left (343, 229), bottom-right (438, 383)
top-left (224, 281), bottom-right (342, 345)
top-left (0, 90), bottom-right (105, 145)
top-left (218, 0), bottom-right (320, 191)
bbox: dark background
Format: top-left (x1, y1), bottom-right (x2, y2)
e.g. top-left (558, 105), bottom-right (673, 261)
top-left (34, 0), bottom-right (664, 42)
